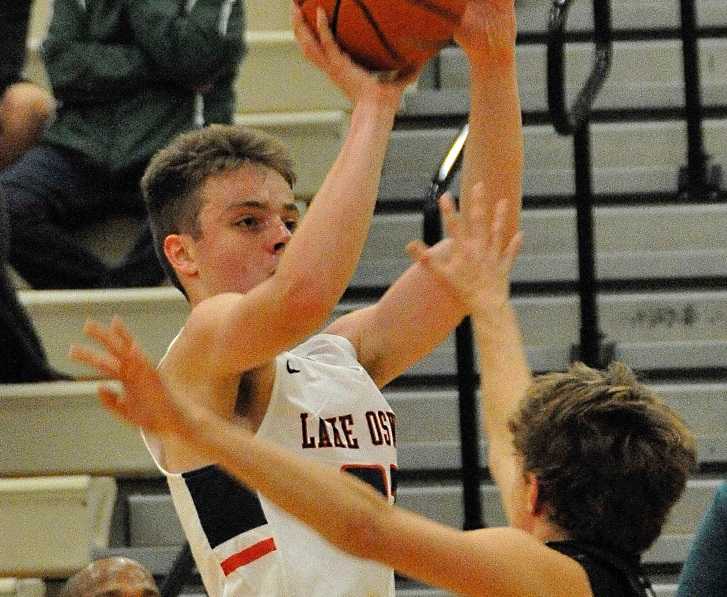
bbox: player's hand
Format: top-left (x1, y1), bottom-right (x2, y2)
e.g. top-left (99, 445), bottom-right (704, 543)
top-left (406, 184), bottom-right (522, 314)
top-left (291, 3), bottom-right (423, 111)
top-left (455, 0), bottom-right (516, 61)
top-left (69, 317), bottom-right (185, 436)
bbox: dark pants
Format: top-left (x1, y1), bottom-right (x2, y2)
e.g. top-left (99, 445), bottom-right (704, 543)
top-left (0, 185), bottom-right (62, 381)
top-left (0, 144), bottom-right (164, 382)
top-left (0, 143), bottom-right (164, 289)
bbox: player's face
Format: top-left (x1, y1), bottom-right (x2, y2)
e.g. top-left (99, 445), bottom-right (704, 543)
top-left (191, 163), bottom-right (299, 297)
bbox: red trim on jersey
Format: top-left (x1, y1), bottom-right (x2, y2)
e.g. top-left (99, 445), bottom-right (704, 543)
top-left (221, 537), bottom-right (277, 575)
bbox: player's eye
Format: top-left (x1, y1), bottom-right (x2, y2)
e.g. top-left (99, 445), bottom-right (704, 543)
top-left (237, 216), bottom-right (260, 230)
top-left (285, 219), bottom-right (298, 232)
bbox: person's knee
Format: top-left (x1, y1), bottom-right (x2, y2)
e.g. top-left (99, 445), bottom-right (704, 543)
top-left (1, 82), bottom-right (56, 129)
top-left (0, 83), bottom-right (56, 169)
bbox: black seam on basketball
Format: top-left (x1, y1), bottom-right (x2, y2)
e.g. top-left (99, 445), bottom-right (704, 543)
top-left (350, 0), bottom-right (403, 64)
top-left (403, 0), bottom-right (461, 24)
top-left (332, 0), bottom-right (343, 36)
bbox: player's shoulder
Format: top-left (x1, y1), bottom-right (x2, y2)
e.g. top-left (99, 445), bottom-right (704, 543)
top-left (290, 333), bottom-right (359, 364)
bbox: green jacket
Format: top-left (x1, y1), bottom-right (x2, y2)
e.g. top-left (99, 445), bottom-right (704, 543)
top-left (42, 0), bottom-right (245, 174)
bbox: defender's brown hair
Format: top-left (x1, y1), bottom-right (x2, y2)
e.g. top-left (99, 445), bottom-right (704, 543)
top-left (141, 124), bottom-right (296, 295)
top-left (509, 361), bottom-right (696, 555)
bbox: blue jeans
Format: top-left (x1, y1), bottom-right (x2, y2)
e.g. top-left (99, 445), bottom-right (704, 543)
top-left (0, 143), bottom-right (163, 288)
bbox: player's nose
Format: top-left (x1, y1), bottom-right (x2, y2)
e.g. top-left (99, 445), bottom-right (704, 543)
top-left (270, 217), bottom-right (293, 254)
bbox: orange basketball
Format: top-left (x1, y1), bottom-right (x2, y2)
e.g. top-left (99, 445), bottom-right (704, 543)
top-left (296, 0), bottom-right (467, 71)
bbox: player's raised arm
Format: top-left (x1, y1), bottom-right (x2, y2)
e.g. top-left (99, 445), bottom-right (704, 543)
top-left (408, 184), bottom-right (530, 518)
top-left (325, 0), bottom-right (524, 387)
top-left (456, 0), bottom-right (523, 240)
top-left (179, 7), bottom-right (423, 377)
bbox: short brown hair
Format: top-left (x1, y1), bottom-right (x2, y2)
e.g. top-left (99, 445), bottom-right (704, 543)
top-left (509, 362), bottom-right (696, 555)
top-left (141, 124), bottom-right (296, 295)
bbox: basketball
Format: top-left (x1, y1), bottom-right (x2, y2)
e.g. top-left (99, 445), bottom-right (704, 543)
top-left (296, 0), bottom-right (468, 71)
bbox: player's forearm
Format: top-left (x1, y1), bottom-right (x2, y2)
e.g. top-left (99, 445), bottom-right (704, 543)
top-left (460, 50), bottom-right (523, 242)
top-left (275, 97), bottom-right (397, 311)
top-left (472, 301), bottom-right (531, 437)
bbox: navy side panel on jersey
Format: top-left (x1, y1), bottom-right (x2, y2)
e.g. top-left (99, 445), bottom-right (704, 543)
top-left (183, 465), bottom-right (268, 548)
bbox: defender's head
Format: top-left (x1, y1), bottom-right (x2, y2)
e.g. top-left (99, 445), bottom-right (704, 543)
top-left (141, 125), bottom-right (297, 301)
top-left (509, 361), bottom-right (696, 554)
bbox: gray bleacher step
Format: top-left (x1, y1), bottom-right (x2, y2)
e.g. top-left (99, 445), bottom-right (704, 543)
top-left (439, 39), bottom-right (727, 113)
top-left (125, 479), bottom-right (719, 566)
top-left (339, 290), bottom-right (727, 375)
top-left (354, 204), bottom-right (727, 287)
top-left (389, 382), bottom-right (727, 469)
top-left (0, 381), bottom-right (156, 477)
top-left (3, 379), bottom-right (721, 479)
top-left (399, 585), bottom-right (679, 597)
top-left (91, 546), bottom-right (182, 577)
top-left (22, 288), bottom-right (727, 377)
top-left (380, 119), bottom-right (727, 200)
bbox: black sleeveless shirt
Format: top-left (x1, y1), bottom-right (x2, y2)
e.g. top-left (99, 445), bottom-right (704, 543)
top-left (546, 540), bottom-right (655, 597)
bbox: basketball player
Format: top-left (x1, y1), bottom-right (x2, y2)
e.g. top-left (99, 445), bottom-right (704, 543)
top-left (73, 184), bottom-right (696, 597)
top-left (71, 0), bottom-right (524, 594)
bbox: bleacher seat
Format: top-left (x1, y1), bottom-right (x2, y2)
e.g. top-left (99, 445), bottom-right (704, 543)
top-left (0, 382), bottom-right (155, 477)
top-left (116, 477), bottom-right (720, 570)
top-left (0, 476), bottom-right (116, 578)
top-left (0, 579), bottom-right (45, 597)
top-left (354, 204), bottom-right (727, 286)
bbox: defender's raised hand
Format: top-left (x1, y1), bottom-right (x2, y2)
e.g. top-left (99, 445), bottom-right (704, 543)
top-left (69, 317), bottom-right (184, 436)
top-left (406, 183), bottom-right (522, 315)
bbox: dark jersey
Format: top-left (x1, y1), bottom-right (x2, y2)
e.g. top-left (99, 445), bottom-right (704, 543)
top-left (547, 540), bottom-right (655, 597)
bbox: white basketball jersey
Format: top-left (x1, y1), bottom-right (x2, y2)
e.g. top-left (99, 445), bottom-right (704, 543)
top-left (144, 334), bottom-right (397, 596)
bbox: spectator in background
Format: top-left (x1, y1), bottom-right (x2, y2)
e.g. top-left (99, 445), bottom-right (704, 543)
top-left (0, 1), bottom-right (55, 170)
top-left (0, 0), bottom-right (244, 383)
top-left (0, 0), bottom-right (245, 290)
top-left (60, 556), bottom-right (160, 597)
top-left (677, 481), bottom-right (727, 597)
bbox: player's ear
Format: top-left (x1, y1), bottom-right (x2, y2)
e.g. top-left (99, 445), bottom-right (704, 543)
top-left (164, 233), bottom-right (198, 277)
top-left (526, 473), bottom-right (542, 515)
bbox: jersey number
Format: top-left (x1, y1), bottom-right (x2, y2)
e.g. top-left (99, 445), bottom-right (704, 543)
top-left (341, 464), bottom-right (399, 500)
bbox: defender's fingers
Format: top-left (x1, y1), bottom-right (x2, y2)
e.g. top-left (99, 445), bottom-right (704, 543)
top-left (98, 386), bottom-right (129, 421)
top-left (69, 344), bottom-right (119, 378)
top-left (110, 315), bottom-right (134, 351)
top-left (489, 197), bottom-right (510, 252)
top-left (502, 230), bottom-right (523, 270)
top-left (438, 193), bottom-right (461, 240)
top-left (405, 239), bottom-right (431, 264)
top-left (83, 319), bottom-right (127, 358)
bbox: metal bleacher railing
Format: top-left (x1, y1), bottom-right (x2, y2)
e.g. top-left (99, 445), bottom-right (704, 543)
top-left (676, 0), bottom-right (723, 201)
top-left (547, 0), bottom-right (613, 368)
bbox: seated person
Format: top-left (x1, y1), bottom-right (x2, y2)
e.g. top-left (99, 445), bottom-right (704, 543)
top-left (0, 0), bottom-right (245, 290)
